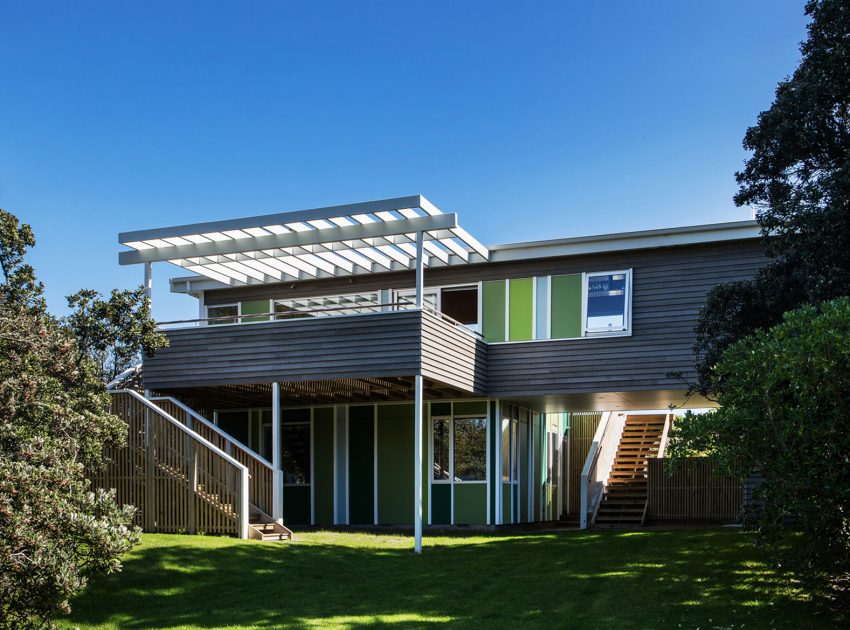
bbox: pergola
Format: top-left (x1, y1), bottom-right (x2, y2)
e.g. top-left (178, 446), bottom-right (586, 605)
top-left (119, 195), bottom-right (490, 552)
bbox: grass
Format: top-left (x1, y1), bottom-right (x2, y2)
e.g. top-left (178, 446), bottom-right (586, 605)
top-left (63, 528), bottom-right (842, 629)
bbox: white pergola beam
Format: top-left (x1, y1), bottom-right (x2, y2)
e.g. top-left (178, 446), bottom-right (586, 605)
top-left (119, 213), bottom-right (458, 265)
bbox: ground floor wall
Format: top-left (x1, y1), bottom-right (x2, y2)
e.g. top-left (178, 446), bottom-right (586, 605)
top-left (212, 398), bottom-right (579, 527)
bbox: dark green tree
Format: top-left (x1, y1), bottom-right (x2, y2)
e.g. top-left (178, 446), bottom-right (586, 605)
top-left (670, 298), bottom-right (850, 591)
top-left (0, 208), bottom-right (164, 628)
top-left (693, 0), bottom-right (850, 395)
top-left (65, 287), bottom-right (167, 383)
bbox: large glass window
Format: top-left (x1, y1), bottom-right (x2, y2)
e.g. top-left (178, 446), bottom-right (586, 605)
top-left (584, 271), bottom-right (630, 334)
top-left (433, 417), bottom-right (450, 481)
top-left (282, 423), bottom-right (310, 484)
top-left (207, 304), bottom-right (238, 325)
top-left (453, 417), bottom-right (486, 481)
top-left (441, 286), bottom-right (479, 328)
top-left (275, 291), bottom-right (381, 319)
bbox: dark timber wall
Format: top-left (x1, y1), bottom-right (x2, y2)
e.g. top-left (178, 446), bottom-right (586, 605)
top-left (486, 240), bottom-right (765, 396)
top-left (144, 310), bottom-right (487, 394)
top-left (156, 239), bottom-right (765, 397)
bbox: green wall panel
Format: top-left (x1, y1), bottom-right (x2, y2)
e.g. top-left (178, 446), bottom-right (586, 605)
top-left (453, 400), bottom-right (487, 416)
top-left (431, 483), bottom-right (451, 525)
top-left (377, 404), bottom-right (414, 525)
top-left (454, 484), bottom-right (487, 525)
top-left (217, 410), bottom-right (250, 447)
top-left (508, 278), bottom-right (534, 341)
top-left (482, 280), bottom-right (506, 342)
top-left (348, 405), bottom-right (374, 525)
top-left (502, 483), bottom-right (513, 524)
top-left (240, 299), bottom-right (270, 323)
top-left (313, 407), bottom-right (334, 525)
top-left (283, 485), bottom-right (310, 525)
top-left (551, 274), bottom-right (582, 339)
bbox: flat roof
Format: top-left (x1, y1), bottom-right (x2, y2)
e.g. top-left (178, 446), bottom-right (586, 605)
top-left (116, 195), bottom-right (759, 292)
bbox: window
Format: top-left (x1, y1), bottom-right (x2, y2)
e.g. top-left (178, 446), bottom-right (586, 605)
top-left (441, 286), bottom-right (479, 328)
top-left (433, 417), bottom-right (450, 481)
top-left (453, 417), bottom-right (486, 481)
top-left (282, 423), bottom-right (310, 484)
top-left (274, 291), bottom-right (381, 319)
top-left (584, 271), bottom-right (631, 334)
top-left (207, 304), bottom-right (238, 325)
top-left (396, 289), bottom-right (438, 311)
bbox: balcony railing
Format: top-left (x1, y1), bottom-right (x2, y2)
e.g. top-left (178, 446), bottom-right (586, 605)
top-left (158, 302), bottom-right (482, 339)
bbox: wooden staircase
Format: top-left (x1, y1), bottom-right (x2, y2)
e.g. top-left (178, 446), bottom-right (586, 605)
top-left (594, 414), bottom-right (667, 526)
top-left (249, 508), bottom-right (293, 541)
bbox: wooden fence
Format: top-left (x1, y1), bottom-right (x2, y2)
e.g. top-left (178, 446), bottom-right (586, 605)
top-left (89, 390), bottom-right (249, 537)
top-left (566, 412), bottom-right (603, 516)
top-left (646, 457), bottom-right (743, 523)
top-left (151, 397), bottom-right (274, 518)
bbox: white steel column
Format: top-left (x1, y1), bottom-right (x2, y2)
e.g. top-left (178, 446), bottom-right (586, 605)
top-left (415, 230), bottom-right (424, 308)
top-left (272, 382), bottom-right (283, 524)
top-left (143, 262), bottom-right (152, 301)
top-left (413, 375), bottom-right (424, 553)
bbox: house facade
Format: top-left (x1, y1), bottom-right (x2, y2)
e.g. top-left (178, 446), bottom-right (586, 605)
top-left (113, 196), bottom-right (764, 547)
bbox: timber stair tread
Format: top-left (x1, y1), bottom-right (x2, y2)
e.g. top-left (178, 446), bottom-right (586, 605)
top-left (593, 414), bottom-right (668, 527)
top-left (249, 512), bottom-right (293, 542)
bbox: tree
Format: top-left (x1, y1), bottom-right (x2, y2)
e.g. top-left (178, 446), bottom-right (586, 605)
top-left (693, 0), bottom-right (850, 396)
top-left (65, 288), bottom-right (167, 383)
top-left (0, 208), bottom-right (154, 628)
top-left (670, 298), bottom-right (850, 591)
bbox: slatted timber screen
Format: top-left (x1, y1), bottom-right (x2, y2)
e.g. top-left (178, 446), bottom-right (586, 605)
top-left (89, 392), bottom-right (244, 536)
top-left (151, 398), bottom-right (274, 517)
top-left (646, 457), bottom-right (743, 523)
top-left (566, 412), bottom-right (603, 516)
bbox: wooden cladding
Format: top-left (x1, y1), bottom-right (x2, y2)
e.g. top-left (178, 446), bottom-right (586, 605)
top-left (89, 392), bottom-right (246, 536)
top-left (566, 412), bottom-right (603, 516)
top-left (646, 457), bottom-right (743, 523)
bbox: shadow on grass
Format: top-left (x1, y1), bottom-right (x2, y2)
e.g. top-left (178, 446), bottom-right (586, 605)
top-left (65, 529), bottom-right (840, 629)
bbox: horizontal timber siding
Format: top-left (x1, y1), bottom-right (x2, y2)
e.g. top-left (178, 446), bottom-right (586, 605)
top-left (145, 310), bottom-right (485, 394)
top-left (486, 240), bottom-right (765, 396)
top-left (420, 312), bottom-right (487, 394)
top-left (144, 311), bottom-right (422, 389)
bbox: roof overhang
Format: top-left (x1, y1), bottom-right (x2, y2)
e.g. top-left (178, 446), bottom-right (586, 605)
top-left (488, 219), bottom-right (760, 263)
top-left (119, 195), bottom-right (489, 287)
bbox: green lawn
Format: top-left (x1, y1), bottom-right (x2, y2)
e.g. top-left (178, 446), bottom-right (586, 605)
top-left (63, 528), bottom-right (840, 629)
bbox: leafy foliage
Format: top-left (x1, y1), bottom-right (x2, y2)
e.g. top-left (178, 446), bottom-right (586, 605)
top-left (671, 298), bottom-right (850, 591)
top-left (65, 287), bottom-right (167, 383)
top-left (0, 208), bottom-right (148, 628)
top-left (693, 0), bottom-right (850, 396)
top-left (0, 210), bottom-right (44, 310)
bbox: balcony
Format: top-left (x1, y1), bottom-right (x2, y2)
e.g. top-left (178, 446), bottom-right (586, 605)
top-left (143, 305), bottom-right (487, 401)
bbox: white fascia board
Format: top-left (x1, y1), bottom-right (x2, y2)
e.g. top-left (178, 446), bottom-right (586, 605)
top-left (488, 220), bottom-right (760, 263)
top-left (118, 195), bottom-right (435, 243)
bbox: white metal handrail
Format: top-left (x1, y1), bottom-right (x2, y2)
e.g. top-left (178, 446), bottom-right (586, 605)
top-left (111, 389), bottom-right (250, 538)
top-left (579, 411), bottom-right (626, 529)
top-left (149, 396), bottom-right (274, 471)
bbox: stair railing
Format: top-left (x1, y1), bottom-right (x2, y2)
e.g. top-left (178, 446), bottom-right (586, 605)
top-left (579, 411), bottom-right (627, 529)
top-left (656, 413), bottom-right (673, 458)
top-left (96, 390), bottom-right (250, 538)
top-left (148, 396), bottom-right (275, 519)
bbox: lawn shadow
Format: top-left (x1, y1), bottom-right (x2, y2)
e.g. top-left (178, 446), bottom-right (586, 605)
top-left (65, 529), bottom-right (839, 629)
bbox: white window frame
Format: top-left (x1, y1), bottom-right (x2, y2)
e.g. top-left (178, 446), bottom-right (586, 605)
top-left (581, 268), bottom-right (632, 337)
top-left (206, 302), bottom-right (240, 326)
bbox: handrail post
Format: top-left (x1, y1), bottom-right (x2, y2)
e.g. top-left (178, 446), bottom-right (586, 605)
top-left (144, 400), bottom-right (156, 531)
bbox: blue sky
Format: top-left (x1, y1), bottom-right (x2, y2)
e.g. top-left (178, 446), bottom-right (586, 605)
top-left (0, 1), bottom-right (808, 322)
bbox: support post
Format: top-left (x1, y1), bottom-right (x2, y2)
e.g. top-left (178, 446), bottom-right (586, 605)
top-left (144, 262), bottom-right (152, 302)
top-left (413, 374), bottom-right (423, 553)
top-left (272, 382), bottom-right (283, 524)
top-left (415, 231), bottom-right (424, 309)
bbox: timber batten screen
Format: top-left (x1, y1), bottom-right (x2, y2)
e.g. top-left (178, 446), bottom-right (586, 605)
top-left (118, 195), bottom-right (489, 287)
